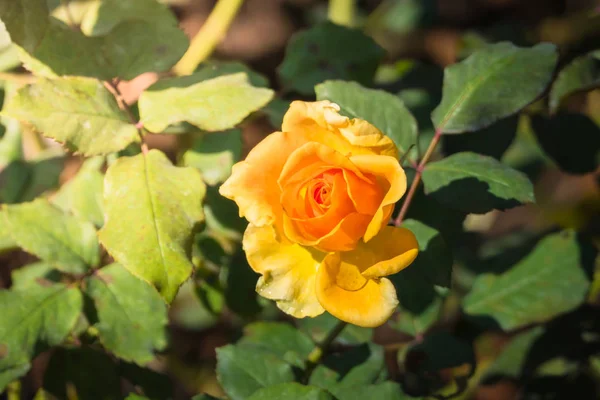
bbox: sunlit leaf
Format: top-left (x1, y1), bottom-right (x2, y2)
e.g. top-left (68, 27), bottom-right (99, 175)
top-left (549, 51), bottom-right (600, 113)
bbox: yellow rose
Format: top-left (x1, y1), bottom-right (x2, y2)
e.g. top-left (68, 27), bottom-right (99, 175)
top-left (220, 101), bottom-right (419, 327)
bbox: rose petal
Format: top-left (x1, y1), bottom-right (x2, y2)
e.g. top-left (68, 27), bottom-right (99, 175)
top-left (338, 119), bottom-right (398, 158)
top-left (316, 253), bottom-right (399, 327)
top-left (350, 155), bottom-right (407, 241)
top-left (243, 224), bottom-right (325, 318)
top-left (343, 169), bottom-right (383, 215)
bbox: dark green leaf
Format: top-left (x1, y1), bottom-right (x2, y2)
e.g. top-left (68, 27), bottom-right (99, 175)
top-left (216, 344), bottom-right (295, 400)
top-left (3, 199), bottom-right (100, 274)
top-left (333, 382), bottom-right (419, 400)
top-left (224, 247), bottom-right (261, 317)
top-left (238, 322), bottom-right (314, 367)
top-left (98, 150), bottom-right (206, 303)
top-left (422, 152), bottom-right (535, 213)
top-left (43, 347), bottom-right (121, 400)
top-left (309, 343), bottom-right (385, 391)
top-left (0, 0), bottom-right (48, 53)
top-left (3, 77), bottom-right (139, 156)
top-left (297, 313), bottom-right (373, 345)
top-left (0, 153), bottom-right (64, 204)
top-left (86, 264), bottom-right (168, 365)
top-left (248, 383), bottom-right (333, 400)
top-left (0, 117), bottom-right (22, 169)
top-left (483, 327), bottom-right (544, 380)
top-left (278, 22), bottom-right (385, 95)
top-left (315, 80), bottom-right (418, 156)
top-left (203, 185), bottom-right (246, 241)
top-left (530, 113), bottom-right (600, 175)
top-left (463, 231), bottom-right (590, 330)
top-left (407, 332), bottom-right (475, 372)
top-left (191, 395), bottom-right (221, 400)
top-left (264, 98), bottom-right (290, 129)
top-left (183, 129), bottom-right (242, 186)
top-left (432, 42), bottom-right (557, 133)
top-left (139, 73), bottom-right (274, 133)
top-left (119, 361), bottom-right (173, 400)
top-left (549, 52), bottom-right (600, 113)
top-left (195, 277), bottom-right (224, 316)
top-left (0, 284), bottom-right (83, 391)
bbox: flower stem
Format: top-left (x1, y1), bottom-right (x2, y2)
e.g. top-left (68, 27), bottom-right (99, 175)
top-left (394, 128), bottom-right (442, 226)
top-left (328, 0), bottom-right (356, 27)
top-left (173, 0), bottom-right (245, 76)
top-left (303, 320), bottom-right (347, 383)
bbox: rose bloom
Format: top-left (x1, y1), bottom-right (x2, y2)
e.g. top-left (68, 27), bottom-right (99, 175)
top-left (220, 101), bottom-right (418, 327)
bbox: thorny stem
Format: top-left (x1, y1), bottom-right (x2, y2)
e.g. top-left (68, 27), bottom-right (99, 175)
top-left (394, 128), bottom-right (442, 226)
top-left (328, 0), bottom-right (356, 27)
top-left (303, 320), bottom-right (347, 383)
top-left (173, 0), bottom-right (245, 76)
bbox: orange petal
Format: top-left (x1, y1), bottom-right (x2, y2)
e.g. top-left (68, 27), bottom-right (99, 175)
top-left (220, 131), bottom-right (311, 228)
top-left (343, 169), bottom-right (383, 215)
top-left (242, 224), bottom-right (325, 318)
top-left (350, 155), bottom-right (407, 241)
top-left (316, 253), bottom-right (398, 327)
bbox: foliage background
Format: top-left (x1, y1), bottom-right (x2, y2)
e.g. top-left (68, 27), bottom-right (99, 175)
top-left (0, 0), bottom-right (600, 399)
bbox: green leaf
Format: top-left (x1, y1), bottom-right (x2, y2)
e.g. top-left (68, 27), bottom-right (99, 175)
top-left (52, 157), bottom-right (104, 226)
top-left (333, 382), bottom-right (418, 400)
top-left (3, 199), bottom-right (100, 274)
top-left (392, 293), bottom-right (443, 337)
top-left (401, 219), bottom-right (452, 288)
top-left (278, 22), bottom-right (385, 95)
top-left (85, 263), bottom-right (168, 365)
top-left (139, 73), bottom-right (274, 133)
top-left (463, 231), bottom-right (590, 330)
top-left (315, 80), bottom-right (418, 156)
top-left (194, 61), bottom-right (270, 88)
top-left (309, 343), bottom-right (385, 391)
top-left (549, 52), bottom-right (600, 113)
top-left (202, 185), bottom-right (246, 241)
top-left (183, 129), bottom-right (242, 186)
top-left (191, 395), bottom-right (221, 400)
top-left (0, 117), bottom-right (23, 169)
top-left (248, 383), bottom-right (333, 400)
top-left (483, 326), bottom-right (544, 379)
top-left (224, 247), bottom-right (262, 317)
top-left (422, 152), bottom-right (535, 213)
top-left (43, 347), bottom-right (121, 400)
top-left (432, 42), bottom-right (557, 133)
top-left (0, 284), bottom-right (83, 391)
top-left (0, 210), bottom-right (17, 253)
top-left (99, 150), bottom-right (206, 302)
top-left (3, 77), bottom-right (139, 156)
top-left (264, 98), bottom-right (290, 129)
top-left (298, 313), bottom-right (373, 345)
top-left (10, 262), bottom-right (60, 290)
top-left (80, 0), bottom-right (178, 36)
top-left (1, 1), bottom-right (188, 80)
top-left (238, 322), bottom-right (314, 368)
top-left (530, 113), bottom-right (600, 175)
top-left (0, 152), bottom-right (64, 204)
top-left (216, 344), bottom-right (295, 400)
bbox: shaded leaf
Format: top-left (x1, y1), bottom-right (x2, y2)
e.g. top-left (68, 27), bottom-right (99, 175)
top-left (393, 294), bottom-right (443, 337)
top-left (432, 42), bottom-right (557, 133)
top-left (52, 157), bottom-right (104, 226)
top-left (422, 152), bottom-right (535, 213)
top-left (0, 117), bottom-right (23, 169)
top-left (119, 362), bottom-right (173, 400)
top-left (3, 77), bottom-right (139, 156)
top-left (10, 262), bottom-right (60, 290)
top-left (183, 129), bottom-right (242, 186)
top-left (99, 150), bottom-right (205, 303)
top-left (483, 327), bottom-right (544, 380)
top-left (298, 313), bottom-right (373, 345)
top-left (530, 113), bottom-right (600, 175)
top-left (278, 22), bottom-right (385, 95)
top-left (248, 383), bottom-right (333, 400)
top-left (333, 382), bottom-right (418, 400)
top-left (139, 73), bottom-right (274, 133)
top-left (216, 344), bottom-right (295, 400)
top-left (0, 0), bottom-right (48, 53)
top-left (264, 98), bottom-right (291, 129)
top-left (463, 231), bottom-right (590, 330)
top-left (0, 284), bottom-right (83, 391)
top-left (224, 247), bottom-right (262, 317)
top-left (3, 199), bottom-right (100, 274)
top-left (238, 322), bottom-right (314, 368)
top-left (549, 52), bottom-right (600, 113)
top-left (86, 264), bottom-right (168, 364)
top-left (43, 347), bottom-right (121, 400)
top-left (315, 80), bottom-right (418, 156)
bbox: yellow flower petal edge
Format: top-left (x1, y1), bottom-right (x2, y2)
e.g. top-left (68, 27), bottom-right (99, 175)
top-left (316, 253), bottom-right (399, 328)
top-left (242, 223), bottom-right (326, 318)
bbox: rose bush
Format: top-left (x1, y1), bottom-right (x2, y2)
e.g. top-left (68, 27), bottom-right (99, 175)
top-left (220, 100), bottom-right (419, 327)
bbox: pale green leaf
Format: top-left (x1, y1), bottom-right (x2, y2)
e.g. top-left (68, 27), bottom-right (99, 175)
top-left (99, 150), bottom-right (206, 302)
top-left (3, 77), bottom-right (139, 156)
top-left (139, 73), bottom-right (274, 133)
top-left (183, 129), bottom-right (242, 186)
top-left (0, 23), bottom-right (19, 72)
top-left (0, 284), bottom-right (83, 392)
top-left (422, 152), bottom-right (534, 213)
top-left (10, 262), bottom-right (60, 290)
top-left (549, 51), bottom-right (600, 113)
top-left (315, 80), bottom-right (418, 156)
top-left (3, 199), bottom-right (100, 274)
top-left (0, 117), bottom-right (23, 169)
top-left (86, 264), bottom-right (168, 364)
top-left (52, 157), bottom-right (104, 226)
top-left (216, 344), bottom-right (295, 400)
top-left (248, 383), bottom-right (333, 400)
top-left (432, 42), bottom-right (557, 133)
top-left (0, 210), bottom-right (17, 254)
top-left (463, 231), bottom-right (590, 330)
